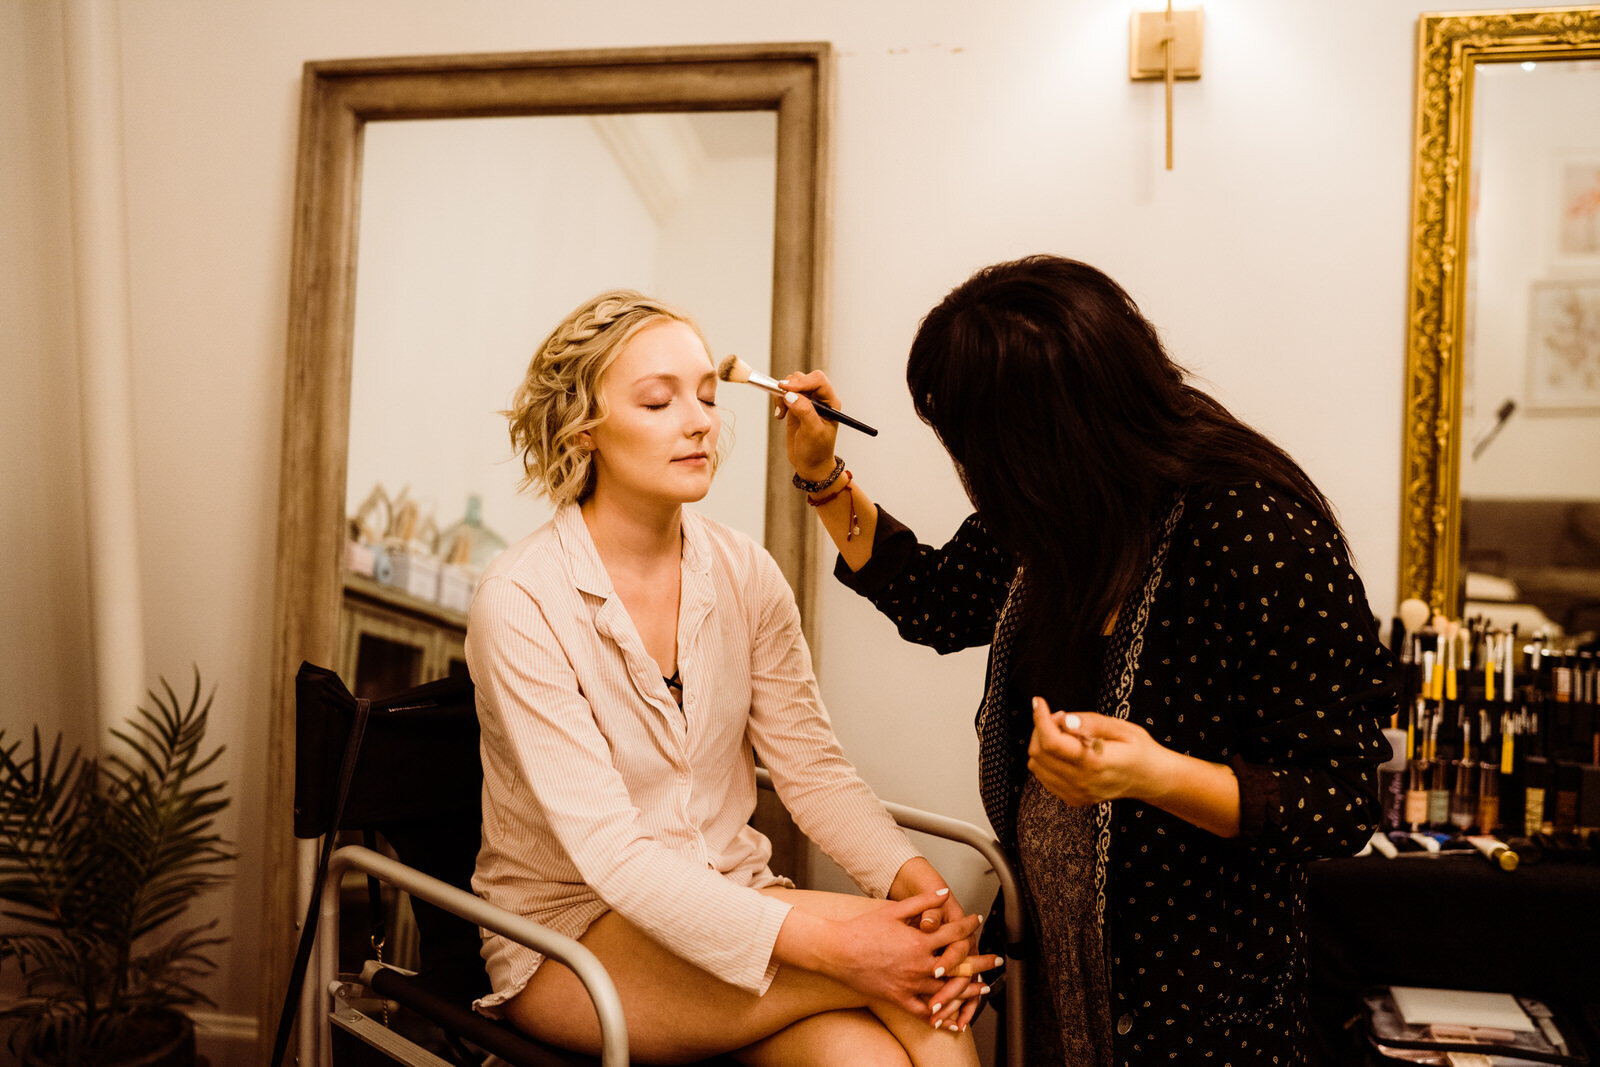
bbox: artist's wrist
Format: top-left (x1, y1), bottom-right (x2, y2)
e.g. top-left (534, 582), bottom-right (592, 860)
top-left (797, 462), bottom-right (836, 484)
top-left (792, 455), bottom-right (844, 492)
top-left (1129, 742), bottom-right (1182, 806)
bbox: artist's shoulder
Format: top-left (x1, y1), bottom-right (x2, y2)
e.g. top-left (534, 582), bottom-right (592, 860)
top-left (1183, 480), bottom-right (1346, 560)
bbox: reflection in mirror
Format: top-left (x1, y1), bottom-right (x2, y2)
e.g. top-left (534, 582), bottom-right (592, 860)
top-left (346, 112), bottom-right (777, 591)
top-left (266, 45), bottom-right (832, 1043)
top-left (1458, 60), bottom-right (1600, 642)
top-left (1398, 9), bottom-right (1600, 623)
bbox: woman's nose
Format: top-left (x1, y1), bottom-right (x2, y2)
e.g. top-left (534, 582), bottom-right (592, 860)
top-left (686, 401), bottom-right (713, 435)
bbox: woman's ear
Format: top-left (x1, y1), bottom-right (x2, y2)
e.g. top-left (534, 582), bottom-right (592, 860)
top-left (575, 429), bottom-right (594, 453)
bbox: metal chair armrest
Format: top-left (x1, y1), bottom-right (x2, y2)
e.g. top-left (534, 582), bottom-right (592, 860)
top-left (754, 767), bottom-right (1025, 1067)
top-left (318, 844), bottom-right (628, 1067)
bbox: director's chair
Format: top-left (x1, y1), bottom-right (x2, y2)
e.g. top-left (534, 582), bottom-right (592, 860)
top-left (280, 662), bottom-right (1027, 1066)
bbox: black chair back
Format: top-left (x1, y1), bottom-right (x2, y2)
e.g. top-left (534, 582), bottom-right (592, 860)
top-left (294, 662), bottom-right (489, 1004)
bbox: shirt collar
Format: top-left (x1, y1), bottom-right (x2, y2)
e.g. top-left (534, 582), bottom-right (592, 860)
top-left (553, 502), bottom-right (712, 599)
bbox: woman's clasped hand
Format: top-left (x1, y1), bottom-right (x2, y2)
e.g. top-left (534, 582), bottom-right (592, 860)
top-left (818, 887), bottom-right (995, 1030)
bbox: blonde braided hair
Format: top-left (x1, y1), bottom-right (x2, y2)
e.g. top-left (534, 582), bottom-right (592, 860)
top-left (506, 290), bottom-right (724, 506)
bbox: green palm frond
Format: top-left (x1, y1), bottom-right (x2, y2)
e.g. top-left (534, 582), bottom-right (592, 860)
top-left (0, 669), bottom-right (234, 1064)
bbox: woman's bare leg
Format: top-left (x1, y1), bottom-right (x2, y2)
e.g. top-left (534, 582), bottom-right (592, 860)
top-left (760, 888), bottom-right (982, 1067)
top-left (501, 888), bottom-right (978, 1066)
top-left (732, 1009), bottom-right (910, 1066)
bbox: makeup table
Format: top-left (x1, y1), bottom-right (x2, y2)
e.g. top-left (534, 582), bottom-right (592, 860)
top-left (1306, 852), bottom-right (1600, 1060)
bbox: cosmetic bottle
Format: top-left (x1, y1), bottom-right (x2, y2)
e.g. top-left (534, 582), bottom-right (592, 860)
top-left (1553, 761), bottom-right (1581, 831)
top-left (1476, 762), bottom-right (1500, 835)
top-left (1553, 652), bottom-right (1573, 704)
top-left (1449, 758), bottom-right (1477, 832)
top-left (1579, 764), bottom-right (1600, 833)
top-left (1428, 759), bottom-right (1451, 829)
top-left (1498, 720), bottom-right (1525, 836)
top-left (1522, 757), bottom-right (1552, 836)
top-left (1379, 728), bottom-right (1407, 831)
top-left (1404, 761), bottom-right (1430, 829)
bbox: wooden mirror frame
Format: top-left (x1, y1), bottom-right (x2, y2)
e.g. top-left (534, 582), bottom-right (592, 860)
top-left (262, 43), bottom-right (832, 1048)
top-left (1399, 8), bottom-right (1600, 615)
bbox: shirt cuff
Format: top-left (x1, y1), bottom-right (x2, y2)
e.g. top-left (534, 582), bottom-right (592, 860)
top-left (748, 895), bottom-right (794, 995)
top-left (832, 505), bottom-right (916, 595)
top-left (1229, 756), bottom-right (1278, 841)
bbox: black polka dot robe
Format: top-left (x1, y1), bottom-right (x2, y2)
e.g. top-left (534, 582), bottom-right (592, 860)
top-left (836, 482), bottom-right (1396, 1064)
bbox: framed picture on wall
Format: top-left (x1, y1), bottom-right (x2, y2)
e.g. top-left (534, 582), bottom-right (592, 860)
top-left (1553, 154), bottom-right (1600, 266)
top-left (1526, 279), bottom-right (1600, 411)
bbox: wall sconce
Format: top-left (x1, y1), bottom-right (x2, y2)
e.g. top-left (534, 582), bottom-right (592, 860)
top-left (1130, 3), bottom-right (1203, 170)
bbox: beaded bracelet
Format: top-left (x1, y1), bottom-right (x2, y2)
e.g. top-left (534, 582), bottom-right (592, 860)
top-left (792, 455), bottom-right (845, 494)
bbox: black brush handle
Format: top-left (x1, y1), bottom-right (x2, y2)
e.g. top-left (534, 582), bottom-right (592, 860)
top-left (811, 398), bottom-right (878, 437)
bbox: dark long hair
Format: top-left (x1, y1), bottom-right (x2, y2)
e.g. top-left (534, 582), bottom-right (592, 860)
top-left (907, 255), bottom-right (1339, 662)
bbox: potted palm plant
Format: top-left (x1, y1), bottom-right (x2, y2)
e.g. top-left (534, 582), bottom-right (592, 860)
top-left (0, 673), bottom-right (233, 1067)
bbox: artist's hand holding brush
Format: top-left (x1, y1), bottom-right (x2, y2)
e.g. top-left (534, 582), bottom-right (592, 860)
top-left (777, 369), bottom-right (880, 571)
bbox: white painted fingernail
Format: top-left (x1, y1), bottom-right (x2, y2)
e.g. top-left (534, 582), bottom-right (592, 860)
top-left (930, 1002), bottom-right (941, 1014)
top-left (936, 888), bottom-right (949, 896)
top-left (933, 966), bottom-right (945, 978)
top-left (1064, 713), bottom-right (1082, 730)
top-left (933, 1020), bottom-right (942, 1030)
top-left (784, 390), bottom-right (799, 404)
top-left (981, 985), bottom-right (991, 995)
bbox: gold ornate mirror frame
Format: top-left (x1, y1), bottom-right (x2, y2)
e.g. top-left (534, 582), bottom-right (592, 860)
top-left (1400, 7), bottom-right (1600, 614)
top-left (262, 44), bottom-right (832, 1052)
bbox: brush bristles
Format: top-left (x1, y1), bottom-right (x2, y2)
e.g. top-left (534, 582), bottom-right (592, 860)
top-left (717, 354), bottom-right (752, 383)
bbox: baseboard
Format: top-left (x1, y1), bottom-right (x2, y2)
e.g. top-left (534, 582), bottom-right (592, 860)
top-left (190, 1010), bottom-right (259, 1060)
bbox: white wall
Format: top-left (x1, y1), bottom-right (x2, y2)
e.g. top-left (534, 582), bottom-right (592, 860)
top-left (4, 0), bottom-right (1529, 1051)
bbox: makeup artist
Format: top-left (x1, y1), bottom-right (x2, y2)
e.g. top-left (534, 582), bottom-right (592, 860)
top-left (777, 256), bottom-right (1397, 1065)
top-left (467, 289), bottom-right (995, 1066)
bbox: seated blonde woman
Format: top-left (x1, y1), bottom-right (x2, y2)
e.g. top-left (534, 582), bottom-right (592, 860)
top-left (466, 291), bottom-right (997, 1066)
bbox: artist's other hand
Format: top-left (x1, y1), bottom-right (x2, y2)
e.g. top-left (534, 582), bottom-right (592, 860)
top-left (776, 368), bottom-right (841, 481)
top-left (1027, 697), bottom-right (1173, 807)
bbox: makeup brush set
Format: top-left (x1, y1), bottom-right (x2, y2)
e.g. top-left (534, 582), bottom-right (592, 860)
top-left (1371, 601), bottom-right (1600, 868)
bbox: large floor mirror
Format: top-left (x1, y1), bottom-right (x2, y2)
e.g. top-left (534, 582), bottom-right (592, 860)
top-left (263, 44), bottom-right (832, 1053)
top-left (1400, 9), bottom-right (1600, 641)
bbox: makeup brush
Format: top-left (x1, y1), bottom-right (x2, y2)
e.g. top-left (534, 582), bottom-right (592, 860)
top-left (717, 355), bottom-right (879, 437)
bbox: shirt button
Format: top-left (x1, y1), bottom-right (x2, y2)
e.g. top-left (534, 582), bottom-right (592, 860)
top-left (1116, 1013), bottom-right (1133, 1036)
